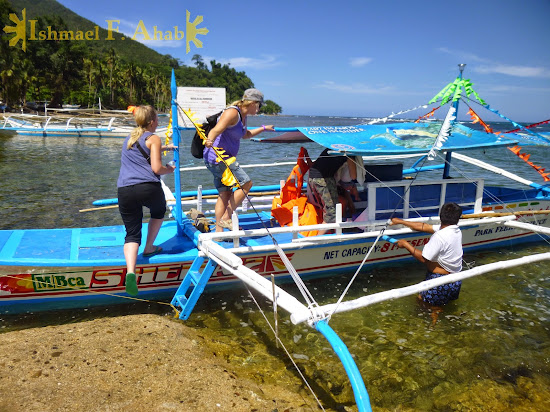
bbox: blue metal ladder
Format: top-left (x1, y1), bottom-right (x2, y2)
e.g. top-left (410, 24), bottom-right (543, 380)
top-left (171, 256), bottom-right (216, 320)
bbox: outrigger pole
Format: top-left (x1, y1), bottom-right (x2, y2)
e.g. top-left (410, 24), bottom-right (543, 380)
top-left (168, 69), bottom-right (373, 411)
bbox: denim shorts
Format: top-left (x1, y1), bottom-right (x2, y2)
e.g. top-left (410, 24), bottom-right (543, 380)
top-left (205, 160), bottom-right (251, 192)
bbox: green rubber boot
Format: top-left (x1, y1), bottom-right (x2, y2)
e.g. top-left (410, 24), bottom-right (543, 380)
top-left (125, 272), bottom-right (139, 296)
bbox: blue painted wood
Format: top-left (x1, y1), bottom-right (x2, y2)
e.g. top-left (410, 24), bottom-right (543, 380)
top-left (171, 256), bottom-right (217, 320)
top-left (316, 320), bottom-right (372, 412)
top-left (382, 235), bottom-right (398, 244)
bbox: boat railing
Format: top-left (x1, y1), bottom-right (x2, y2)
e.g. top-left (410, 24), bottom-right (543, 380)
top-left (197, 204), bottom-right (516, 253)
top-left (366, 177), bottom-right (484, 221)
top-left (1, 116), bottom-right (10, 129)
top-left (65, 117), bottom-right (75, 130)
top-left (179, 176), bottom-right (484, 230)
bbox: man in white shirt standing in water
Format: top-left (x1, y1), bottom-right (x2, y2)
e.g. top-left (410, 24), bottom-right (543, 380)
top-left (389, 202), bottom-right (463, 324)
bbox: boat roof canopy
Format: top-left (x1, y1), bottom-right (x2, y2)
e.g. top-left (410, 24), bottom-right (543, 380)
top-left (293, 122), bottom-right (520, 155)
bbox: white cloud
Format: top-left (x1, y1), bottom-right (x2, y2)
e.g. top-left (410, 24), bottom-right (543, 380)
top-left (216, 55), bottom-right (282, 70)
top-left (474, 64), bottom-right (550, 78)
top-left (103, 17), bottom-right (138, 38)
top-left (481, 84), bottom-right (550, 94)
top-left (436, 47), bottom-right (487, 63)
top-left (436, 48), bottom-right (550, 78)
top-left (349, 57), bottom-right (372, 67)
top-left (315, 81), bottom-right (394, 94)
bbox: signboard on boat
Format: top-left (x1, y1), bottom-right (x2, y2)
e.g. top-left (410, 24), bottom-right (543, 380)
top-left (177, 87), bottom-right (226, 127)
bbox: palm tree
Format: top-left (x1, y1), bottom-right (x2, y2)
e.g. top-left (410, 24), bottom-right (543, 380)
top-left (106, 48), bottom-right (118, 105)
top-left (124, 61), bottom-right (139, 104)
top-left (83, 57), bottom-right (96, 106)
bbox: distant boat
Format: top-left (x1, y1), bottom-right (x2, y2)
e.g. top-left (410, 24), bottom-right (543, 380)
top-left (1, 114), bottom-right (168, 138)
top-left (62, 104), bottom-right (81, 110)
top-left (25, 101), bottom-right (50, 111)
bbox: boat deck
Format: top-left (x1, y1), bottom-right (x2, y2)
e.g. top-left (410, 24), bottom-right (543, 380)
top-left (0, 221), bottom-right (195, 267)
top-left (0, 213), bottom-right (292, 268)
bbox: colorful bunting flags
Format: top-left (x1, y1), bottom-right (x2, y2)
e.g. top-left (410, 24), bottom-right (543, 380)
top-left (508, 146), bottom-right (550, 182)
top-left (505, 118), bottom-right (550, 134)
top-left (467, 107), bottom-right (493, 133)
top-left (415, 106), bottom-right (440, 123)
top-left (429, 78), bottom-right (487, 107)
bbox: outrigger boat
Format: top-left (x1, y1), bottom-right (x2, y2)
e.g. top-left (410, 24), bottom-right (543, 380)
top-left (1, 65), bottom-right (549, 410)
top-left (1, 112), bottom-right (168, 138)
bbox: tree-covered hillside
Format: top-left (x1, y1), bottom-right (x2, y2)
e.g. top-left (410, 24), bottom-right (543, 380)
top-left (1, 0), bottom-right (282, 113)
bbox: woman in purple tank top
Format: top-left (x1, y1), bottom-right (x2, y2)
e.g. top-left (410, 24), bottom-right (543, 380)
top-left (117, 105), bottom-right (176, 295)
top-left (204, 89), bottom-right (274, 233)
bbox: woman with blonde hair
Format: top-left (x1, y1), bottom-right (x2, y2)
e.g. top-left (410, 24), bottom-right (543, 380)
top-left (203, 88), bottom-right (274, 232)
top-left (117, 105), bottom-right (175, 295)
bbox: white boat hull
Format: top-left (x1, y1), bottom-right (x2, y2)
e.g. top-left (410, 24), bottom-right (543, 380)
top-left (1, 204), bottom-right (548, 314)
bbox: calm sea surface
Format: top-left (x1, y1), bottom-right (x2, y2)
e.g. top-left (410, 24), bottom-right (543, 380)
top-left (0, 115), bottom-right (549, 411)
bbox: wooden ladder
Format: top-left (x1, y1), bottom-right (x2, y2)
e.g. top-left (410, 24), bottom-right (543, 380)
top-left (171, 256), bottom-right (216, 320)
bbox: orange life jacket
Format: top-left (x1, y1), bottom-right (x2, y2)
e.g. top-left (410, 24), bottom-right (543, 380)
top-left (272, 147), bottom-right (321, 236)
top-left (280, 146), bottom-right (309, 203)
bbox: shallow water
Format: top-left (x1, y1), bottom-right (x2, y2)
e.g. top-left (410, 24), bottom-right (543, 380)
top-left (1, 116), bottom-right (550, 410)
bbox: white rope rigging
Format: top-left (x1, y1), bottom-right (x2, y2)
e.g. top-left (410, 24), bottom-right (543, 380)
top-left (327, 104), bottom-right (458, 319)
top-left (327, 229), bottom-right (387, 318)
top-left (274, 244), bottom-right (322, 316)
top-left (363, 102), bottom-right (435, 125)
top-left (243, 285), bottom-right (326, 411)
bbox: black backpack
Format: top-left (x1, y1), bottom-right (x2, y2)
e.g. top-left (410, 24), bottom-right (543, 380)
top-left (190, 106), bottom-right (241, 159)
top-left (190, 111), bottom-right (220, 159)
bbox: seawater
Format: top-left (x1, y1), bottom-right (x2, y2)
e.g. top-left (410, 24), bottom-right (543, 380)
top-left (0, 116), bottom-right (549, 410)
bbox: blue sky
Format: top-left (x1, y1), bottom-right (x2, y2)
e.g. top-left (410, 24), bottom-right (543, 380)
top-left (54, 0), bottom-right (550, 122)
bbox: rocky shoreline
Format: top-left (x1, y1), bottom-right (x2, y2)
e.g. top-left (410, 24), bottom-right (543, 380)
top-left (0, 314), bottom-right (319, 411)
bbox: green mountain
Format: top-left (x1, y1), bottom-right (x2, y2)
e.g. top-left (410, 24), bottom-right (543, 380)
top-left (1, 0), bottom-right (281, 113)
top-left (7, 0), bottom-right (170, 64)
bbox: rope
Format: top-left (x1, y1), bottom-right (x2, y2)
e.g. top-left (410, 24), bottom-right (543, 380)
top-left (435, 149), bottom-right (550, 248)
top-left (0, 273), bottom-right (181, 317)
top-left (175, 102), bottom-right (322, 313)
top-left (244, 285), bottom-right (326, 411)
top-left (362, 101), bottom-right (439, 125)
top-left (327, 104), bottom-right (457, 319)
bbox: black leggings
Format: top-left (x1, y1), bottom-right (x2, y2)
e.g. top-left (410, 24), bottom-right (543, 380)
top-left (118, 182), bottom-right (166, 244)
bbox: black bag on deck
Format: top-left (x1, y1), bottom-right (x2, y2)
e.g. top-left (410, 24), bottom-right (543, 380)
top-left (190, 111), bottom-right (221, 159)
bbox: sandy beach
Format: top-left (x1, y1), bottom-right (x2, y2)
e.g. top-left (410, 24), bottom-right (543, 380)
top-left (0, 314), bottom-right (323, 412)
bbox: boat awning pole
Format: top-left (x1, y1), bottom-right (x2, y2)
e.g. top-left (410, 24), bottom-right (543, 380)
top-left (452, 152), bottom-right (550, 195)
top-left (170, 69), bottom-right (183, 234)
top-left (443, 64), bottom-right (466, 179)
